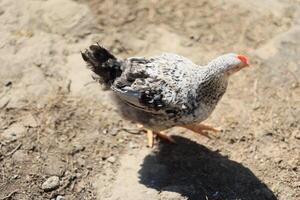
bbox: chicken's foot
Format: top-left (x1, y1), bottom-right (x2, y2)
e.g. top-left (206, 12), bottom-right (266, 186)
top-left (181, 123), bottom-right (221, 138)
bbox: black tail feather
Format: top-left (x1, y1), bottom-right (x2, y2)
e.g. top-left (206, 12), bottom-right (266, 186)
top-left (81, 44), bottom-right (122, 87)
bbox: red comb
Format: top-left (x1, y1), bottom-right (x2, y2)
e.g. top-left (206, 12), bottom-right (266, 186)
top-left (237, 55), bottom-right (249, 65)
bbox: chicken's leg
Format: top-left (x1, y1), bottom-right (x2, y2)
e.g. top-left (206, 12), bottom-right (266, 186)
top-left (146, 129), bottom-right (175, 147)
top-left (182, 123), bottom-right (221, 138)
top-left (147, 129), bottom-right (154, 147)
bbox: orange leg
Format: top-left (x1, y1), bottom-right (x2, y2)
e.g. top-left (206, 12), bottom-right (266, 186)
top-left (146, 129), bottom-right (175, 148)
top-left (181, 123), bottom-right (221, 138)
top-left (147, 130), bottom-right (154, 147)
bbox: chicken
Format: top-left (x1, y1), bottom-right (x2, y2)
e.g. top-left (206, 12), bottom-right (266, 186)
top-left (81, 43), bottom-right (249, 147)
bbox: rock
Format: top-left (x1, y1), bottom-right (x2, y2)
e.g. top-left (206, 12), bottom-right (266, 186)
top-left (0, 96), bottom-right (10, 109)
top-left (252, 103), bottom-right (261, 110)
top-left (129, 142), bottom-right (138, 149)
top-left (12, 150), bottom-right (26, 162)
top-left (11, 175), bottom-right (19, 179)
top-left (1, 123), bottom-right (26, 142)
top-left (292, 130), bottom-right (300, 139)
top-left (21, 114), bottom-right (38, 127)
top-left (43, 155), bottom-right (66, 176)
top-left (255, 130), bottom-right (274, 141)
top-left (56, 195), bottom-right (65, 200)
top-left (77, 157), bottom-right (86, 167)
top-left (263, 132), bottom-right (273, 137)
top-left (42, 176), bottom-right (60, 191)
top-left (287, 158), bottom-right (298, 171)
top-left (69, 144), bottom-right (85, 155)
top-left (107, 156), bottom-right (116, 163)
top-left (75, 173), bottom-right (82, 178)
top-left (110, 128), bottom-right (118, 136)
top-left (160, 191), bottom-right (187, 200)
top-left (5, 81), bottom-right (12, 87)
top-left (273, 157), bottom-right (282, 164)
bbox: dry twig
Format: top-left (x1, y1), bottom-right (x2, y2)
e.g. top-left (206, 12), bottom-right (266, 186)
top-left (5, 143), bottom-right (22, 157)
top-left (0, 190), bottom-right (18, 200)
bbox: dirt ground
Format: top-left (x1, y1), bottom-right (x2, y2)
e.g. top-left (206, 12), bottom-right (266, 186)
top-left (0, 0), bottom-right (299, 199)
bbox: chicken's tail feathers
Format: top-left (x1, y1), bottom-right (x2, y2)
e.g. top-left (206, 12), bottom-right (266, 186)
top-left (81, 43), bottom-right (123, 88)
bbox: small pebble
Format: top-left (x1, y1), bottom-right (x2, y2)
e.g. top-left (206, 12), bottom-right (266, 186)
top-left (160, 191), bottom-right (187, 200)
top-left (42, 176), bottom-right (60, 191)
top-left (21, 114), bottom-right (38, 127)
top-left (107, 156), bottom-right (116, 163)
top-left (69, 144), bottom-right (85, 155)
top-left (291, 82), bottom-right (299, 89)
top-left (252, 102), bottom-right (260, 110)
top-left (263, 132), bottom-right (273, 137)
top-left (129, 142), bottom-right (138, 149)
top-left (5, 81), bottom-right (12, 87)
top-left (56, 195), bottom-right (65, 200)
top-left (110, 128), bottom-right (118, 136)
top-left (274, 157), bottom-right (282, 164)
top-left (11, 175), bottom-right (19, 179)
top-left (292, 130), bottom-right (300, 139)
top-left (76, 173), bottom-right (82, 178)
top-left (77, 157), bottom-right (86, 167)
top-left (229, 138), bottom-right (235, 144)
top-left (87, 165), bottom-right (93, 170)
top-left (102, 129), bottom-right (108, 134)
top-left (212, 191), bottom-right (220, 197)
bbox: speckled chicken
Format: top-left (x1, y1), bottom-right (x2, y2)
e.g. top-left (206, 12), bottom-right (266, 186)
top-left (81, 44), bottom-right (249, 147)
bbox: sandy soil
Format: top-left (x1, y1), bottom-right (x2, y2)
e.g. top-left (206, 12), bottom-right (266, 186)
top-left (0, 0), bottom-right (299, 199)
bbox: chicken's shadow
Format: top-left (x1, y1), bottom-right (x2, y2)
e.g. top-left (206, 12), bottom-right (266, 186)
top-left (138, 136), bottom-right (276, 200)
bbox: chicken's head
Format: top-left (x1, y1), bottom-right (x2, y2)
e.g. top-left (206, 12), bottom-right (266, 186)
top-left (208, 53), bottom-right (250, 76)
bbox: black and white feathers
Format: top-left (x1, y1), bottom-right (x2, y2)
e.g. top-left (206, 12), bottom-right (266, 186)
top-left (81, 44), bottom-right (248, 131)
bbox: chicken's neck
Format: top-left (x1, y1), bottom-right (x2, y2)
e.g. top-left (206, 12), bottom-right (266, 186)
top-left (206, 62), bottom-right (228, 77)
top-left (196, 66), bottom-right (229, 108)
